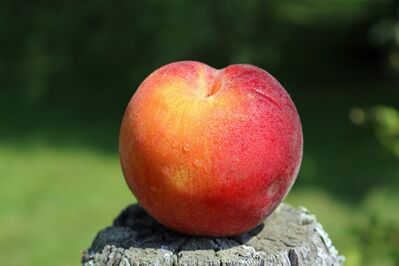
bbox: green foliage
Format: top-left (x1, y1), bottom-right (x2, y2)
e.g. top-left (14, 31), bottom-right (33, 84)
top-left (370, 15), bottom-right (399, 74)
top-left (0, 0), bottom-right (394, 115)
top-left (351, 106), bottom-right (399, 157)
top-left (348, 105), bottom-right (399, 264)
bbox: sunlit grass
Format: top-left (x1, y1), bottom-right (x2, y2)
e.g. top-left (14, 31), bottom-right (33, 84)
top-left (0, 141), bottom-right (132, 266)
top-left (287, 186), bottom-right (399, 266)
top-left (1, 129), bottom-right (398, 265)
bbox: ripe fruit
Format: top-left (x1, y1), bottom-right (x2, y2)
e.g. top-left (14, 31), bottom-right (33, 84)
top-left (119, 61), bottom-right (303, 236)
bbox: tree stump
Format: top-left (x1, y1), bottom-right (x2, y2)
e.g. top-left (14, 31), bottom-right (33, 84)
top-left (82, 203), bottom-right (344, 266)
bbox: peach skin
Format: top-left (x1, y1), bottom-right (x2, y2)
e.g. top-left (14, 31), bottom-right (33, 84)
top-left (119, 61), bottom-right (303, 236)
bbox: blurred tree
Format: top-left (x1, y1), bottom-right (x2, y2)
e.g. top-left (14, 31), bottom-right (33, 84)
top-left (0, 0), bottom-right (394, 118)
top-left (369, 0), bottom-right (399, 75)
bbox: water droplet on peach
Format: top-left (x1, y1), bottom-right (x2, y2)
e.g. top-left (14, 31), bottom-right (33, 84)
top-left (171, 141), bottom-right (179, 149)
top-left (267, 181), bottom-right (280, 198)
top-left (182, 143), bottom-right (191, 152)
top-left (193, 159), bottom-right (202, 167)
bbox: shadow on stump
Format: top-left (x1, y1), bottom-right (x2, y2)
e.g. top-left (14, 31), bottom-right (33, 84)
top-left (89, 204), bottom-right (264, 254)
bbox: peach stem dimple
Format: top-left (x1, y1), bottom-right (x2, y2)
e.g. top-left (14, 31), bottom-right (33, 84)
top-left (207, 71), bottom-right (223, 97)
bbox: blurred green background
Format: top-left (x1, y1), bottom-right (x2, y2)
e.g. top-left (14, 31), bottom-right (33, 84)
top-left (1, 1), bottom-right (399, 265)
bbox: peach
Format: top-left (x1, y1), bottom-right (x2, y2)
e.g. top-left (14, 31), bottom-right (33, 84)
top-left (119, 61), bottom-right (303, 236)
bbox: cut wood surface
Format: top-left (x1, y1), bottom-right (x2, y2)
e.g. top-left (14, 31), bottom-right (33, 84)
top-left (82, 203), bottom-right (344, 266)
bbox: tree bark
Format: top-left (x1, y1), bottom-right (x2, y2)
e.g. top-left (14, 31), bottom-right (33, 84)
top-left (82, 203), bottom-right (344, 266)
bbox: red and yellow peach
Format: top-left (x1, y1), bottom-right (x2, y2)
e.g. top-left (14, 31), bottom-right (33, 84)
top-left (119, 61), bottom-right (303, 236)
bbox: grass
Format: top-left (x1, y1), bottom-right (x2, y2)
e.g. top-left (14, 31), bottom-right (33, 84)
top-left (1, 127), bottom-right (398, 266)
top-left (287, 187), bottom-right (399, 266)
top-left (1, 81), bottom-right (399, 265)
top-left (1, 142), bottom-right (398, 266)
top-left (0, 140), bottom-right (132, 266)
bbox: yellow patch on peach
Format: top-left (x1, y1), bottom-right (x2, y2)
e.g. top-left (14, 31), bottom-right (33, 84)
top-left (170, 167), bottom-right (192, 191)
